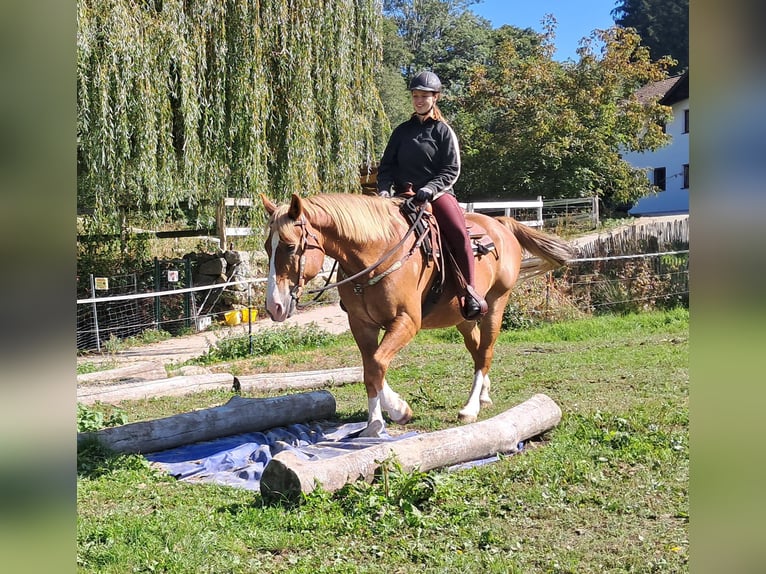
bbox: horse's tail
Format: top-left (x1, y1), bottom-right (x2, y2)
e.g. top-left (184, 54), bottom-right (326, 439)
top-left (495, 216), bottom-right (577, 281)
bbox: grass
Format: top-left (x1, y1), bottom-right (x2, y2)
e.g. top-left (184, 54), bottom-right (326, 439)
top-left (77, 308), bottom-right (688, 573)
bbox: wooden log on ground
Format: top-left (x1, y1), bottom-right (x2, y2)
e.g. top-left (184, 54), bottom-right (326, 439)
top-left (77, 390), bottom-right (336, 454)
top-left (76, 361), bottom-right (168, 385)
top-left (235, 367), bottom-right (362, 392)
top-left (77, 373), bottom-right (235, 405)
top-left (261, 393), bottom-right (561, 502)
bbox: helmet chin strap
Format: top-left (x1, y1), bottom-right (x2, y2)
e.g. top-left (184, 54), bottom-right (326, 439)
top-left (415, 99), bottom-right (436, 117)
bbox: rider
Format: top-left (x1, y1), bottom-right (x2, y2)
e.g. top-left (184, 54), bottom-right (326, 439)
top-left (376, 71), bottom-right (488, 320)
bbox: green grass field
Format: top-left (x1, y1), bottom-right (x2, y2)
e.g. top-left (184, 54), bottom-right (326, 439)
top-left (77, 308), bottom-right (688, 573)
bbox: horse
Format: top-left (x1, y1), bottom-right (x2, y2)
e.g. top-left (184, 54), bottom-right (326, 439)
top-left (261, 192), bottom-right (575, 437)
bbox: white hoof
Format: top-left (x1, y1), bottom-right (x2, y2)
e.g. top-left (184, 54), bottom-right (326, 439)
top-left (360, 419), bottom-right (385, 438)
top-left (480, 397), bottom-right (494, 408)
top-left (458, 410), bottom-right (478, 424)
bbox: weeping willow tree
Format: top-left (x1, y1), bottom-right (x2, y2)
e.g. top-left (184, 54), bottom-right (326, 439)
top-left (77, 0), bottom-right (387, 246)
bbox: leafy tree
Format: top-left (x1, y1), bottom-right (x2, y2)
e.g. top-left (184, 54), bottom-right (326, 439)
top-left (452, 20), bottom-right (675, 210)
top-left (374, 17), bottom-right (413, 151)
top-left (382, 0), bottom-right (493, 95)
top-left (77, 0), bottom-right (385, 255)
top-left (612, 0), bottom-right (688, 73)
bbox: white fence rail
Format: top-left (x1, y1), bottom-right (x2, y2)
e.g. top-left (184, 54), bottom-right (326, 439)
top-left (460, 196), bottom-right (599, 229)
top-left (460, 196), bottom-right (544, 227)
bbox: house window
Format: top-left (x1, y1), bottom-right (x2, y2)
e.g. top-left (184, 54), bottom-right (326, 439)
top-left (654, 167), bottom-right (666, 191)
top-left (683, 164), bottom-right (689, 189)
top-left (683, 109), bottom-right (689, 133)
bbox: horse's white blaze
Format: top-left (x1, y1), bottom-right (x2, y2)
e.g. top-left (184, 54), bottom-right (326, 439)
top-left (379, 380), bottom-right (410, 423)
top-left (265, 232), bottom-right (290, 321)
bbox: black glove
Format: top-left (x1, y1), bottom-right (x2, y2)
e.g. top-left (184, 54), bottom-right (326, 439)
top-left (378, 189), bottom-right (391, 198)
top-left (415, 188), bottom-right (433, 203)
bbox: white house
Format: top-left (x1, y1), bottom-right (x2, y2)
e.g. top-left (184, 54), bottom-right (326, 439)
top-left (624, 72), bottom-right (689, 216)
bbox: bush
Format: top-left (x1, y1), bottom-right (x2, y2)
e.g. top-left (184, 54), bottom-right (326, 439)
top-left (195, 323), bottom-right (337, 363)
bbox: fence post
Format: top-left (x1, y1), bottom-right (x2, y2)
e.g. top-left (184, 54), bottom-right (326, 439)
top-left (184, 258), bottom-right (192, 329)
top-left (153, 257), bottom-right (161, 330)
top-left (592, 195), bottom-right (600, 228)
top-left (536, 196), bottom-right (543, 228)
top-left (90, 274), bottom-right (101, 352)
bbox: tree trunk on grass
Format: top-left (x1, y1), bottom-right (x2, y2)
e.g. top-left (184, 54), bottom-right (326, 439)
top-left (235, 367), bottom-right (362, 392)
top-left (78, 391), bottom-right (336, 454)
top-left (261, 393), bottom-right (562, 503)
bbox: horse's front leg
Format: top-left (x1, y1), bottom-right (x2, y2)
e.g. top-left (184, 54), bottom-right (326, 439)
top-left (348, 314), bottom-right (418, 437)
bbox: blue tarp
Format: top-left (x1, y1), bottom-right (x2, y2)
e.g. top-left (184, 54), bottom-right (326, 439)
top-left (145, 421), bottom-right (522, 491)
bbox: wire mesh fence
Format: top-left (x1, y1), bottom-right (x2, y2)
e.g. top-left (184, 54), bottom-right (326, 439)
top-left (76, 250), bottom-right (689, 353)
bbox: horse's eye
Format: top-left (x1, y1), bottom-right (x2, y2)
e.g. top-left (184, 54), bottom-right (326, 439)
top-left (283, 244), bottom-right (297, 255)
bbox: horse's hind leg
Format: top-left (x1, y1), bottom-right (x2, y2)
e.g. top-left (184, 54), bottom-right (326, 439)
top-left (455, 296), bottom-right (507, 423)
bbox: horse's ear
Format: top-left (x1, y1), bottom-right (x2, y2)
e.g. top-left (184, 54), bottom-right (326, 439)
top-left (287, 194), bottom-right (303, 221)
top-left (261, 194), bottom-right (277, 215)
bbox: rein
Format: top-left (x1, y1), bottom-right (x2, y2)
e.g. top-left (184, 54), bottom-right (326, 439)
top-left (300, 199), bottom-right (429, 299)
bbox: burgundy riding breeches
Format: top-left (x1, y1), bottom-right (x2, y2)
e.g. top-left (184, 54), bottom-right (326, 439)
top-left (431, 193), bottom-right (474, 288)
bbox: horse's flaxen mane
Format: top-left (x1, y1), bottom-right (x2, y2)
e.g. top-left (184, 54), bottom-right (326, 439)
top-left (275, 193), bottom-right (401, 245)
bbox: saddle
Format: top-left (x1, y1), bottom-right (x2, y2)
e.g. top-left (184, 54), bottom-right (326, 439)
top-left (396, 195), bottom-right (496, 315)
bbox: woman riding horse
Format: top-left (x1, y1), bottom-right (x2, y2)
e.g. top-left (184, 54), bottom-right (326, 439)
top-left (376, 71), bottom-right (487, 321)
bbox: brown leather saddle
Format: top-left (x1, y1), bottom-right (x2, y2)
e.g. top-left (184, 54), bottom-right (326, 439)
top-left (396, 195), bottom-right (496, 315)
top-left (397, 195), bottom-right (496, 263)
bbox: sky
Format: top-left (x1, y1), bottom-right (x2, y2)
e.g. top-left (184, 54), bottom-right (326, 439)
top-left (470, 0), bottom-right (619, 62)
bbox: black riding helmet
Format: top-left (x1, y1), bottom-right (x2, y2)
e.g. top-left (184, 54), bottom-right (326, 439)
top-left (409, 71), bottom-right (442, 93)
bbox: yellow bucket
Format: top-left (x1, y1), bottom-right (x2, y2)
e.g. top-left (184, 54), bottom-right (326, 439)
top-left (224, 310), bottom-right (241, 326)
top-left (240, 308), bottom-right (258, 322)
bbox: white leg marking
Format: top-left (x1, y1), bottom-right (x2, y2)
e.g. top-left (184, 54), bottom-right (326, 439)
top-left (360, 395), bottom-right (386, 437)
top-left (479, 373), bottom-right (493, 406)
top-left (379, 380), bottom-right (411, 423)
top-left (458, 369), bottom-right (484, 422)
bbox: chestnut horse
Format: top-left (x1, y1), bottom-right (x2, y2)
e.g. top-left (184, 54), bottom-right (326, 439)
top-left (262, 193), bottom-right (574, 437)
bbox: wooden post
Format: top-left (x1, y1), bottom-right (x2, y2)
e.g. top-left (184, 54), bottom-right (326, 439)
top-left (261, 393), bottom-right (562, 502)
top-left (216, 199), bottom-right (227, 250)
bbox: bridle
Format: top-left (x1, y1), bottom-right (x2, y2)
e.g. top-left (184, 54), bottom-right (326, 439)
top-left (277, 215), bottom-right (325, 305)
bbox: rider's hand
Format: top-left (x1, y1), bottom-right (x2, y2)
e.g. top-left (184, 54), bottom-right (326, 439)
top-left (378, 189), bottom-right (391, 198)
top-left (415, 188), bottom-right (433, 203)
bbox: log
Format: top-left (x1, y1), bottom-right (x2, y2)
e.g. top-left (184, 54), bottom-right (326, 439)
top-left (261, 393), bottom-right (561, 502)
top-left (76, 361), bottom-right (167, 385)
top-left (77, 373), bottom-right (235, 405)
top-left (77, 390), bottom-right (336, 454)
top-left (236, 367), bottom-right (363, 393)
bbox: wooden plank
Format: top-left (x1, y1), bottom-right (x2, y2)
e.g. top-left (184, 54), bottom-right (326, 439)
top-left (224, 197), bottom-right (254, 207)
top-left (225, 227), bottom-right (252, 236)
top-left (460, 200), bottom-right (542, 210)
top-left (77, 373), bottom-right (235, 405)
top-left (77, 361), bottom-right (167, 385)
top-left (236, 367), bottom-right (363, 393)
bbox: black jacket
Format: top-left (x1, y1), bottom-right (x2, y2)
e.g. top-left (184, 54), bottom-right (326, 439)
top-left (376, 115), bottom-right (461, 196)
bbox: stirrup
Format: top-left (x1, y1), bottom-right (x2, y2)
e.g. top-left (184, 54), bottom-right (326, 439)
top-left (461, 286), bottom-right (487, 320)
